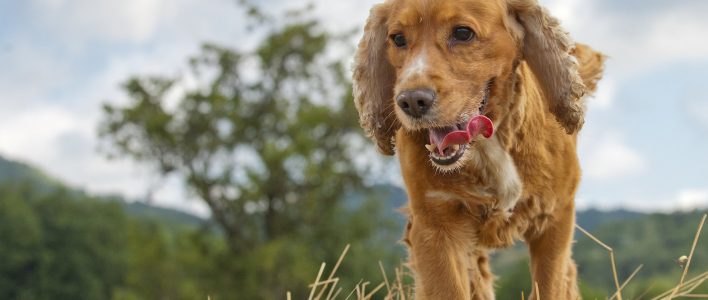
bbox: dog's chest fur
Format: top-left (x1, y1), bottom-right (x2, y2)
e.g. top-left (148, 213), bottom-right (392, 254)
top-left (460, 135), bottom-right (523, 212)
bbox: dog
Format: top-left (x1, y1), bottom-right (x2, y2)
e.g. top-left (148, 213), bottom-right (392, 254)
top-left (352, 0), bottom-right (605, 299)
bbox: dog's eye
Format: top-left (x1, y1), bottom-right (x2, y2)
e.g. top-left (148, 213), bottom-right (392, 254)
top-left (390, 33), bottom-right (407, 48)
top-left (452, 26), bottom-right (475, 42)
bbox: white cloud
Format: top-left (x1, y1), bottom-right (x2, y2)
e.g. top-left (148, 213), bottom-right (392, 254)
top-left (643, 7), bottom-right (708, 64)
top-left (29, 0), bottom-right (164, 45)
top-left (582, 136), bottom-right (646, 180)
top-left (574, 197), bottom-right (591, 211)
top-left (542, 0), bottom-right (585, 29)
top-left (549, 0), bottom-right (708, 79)
top-left (310, 0), bottom-right (381, 29)
top-left (0, 108), bottom-right (147, 200)
top-left (587, 76), bottom-right (616, 109)
top-left (0, 106), bottom-right (79, 160)
top-left (675, 189), bottom-right (708, 211)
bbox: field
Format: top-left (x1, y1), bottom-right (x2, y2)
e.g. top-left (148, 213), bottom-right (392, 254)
top-left (303, 214), bottom-right (707, 300)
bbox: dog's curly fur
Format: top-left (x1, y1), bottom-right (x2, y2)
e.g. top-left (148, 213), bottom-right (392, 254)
top-left (353, 0), bottom-right (605, 299)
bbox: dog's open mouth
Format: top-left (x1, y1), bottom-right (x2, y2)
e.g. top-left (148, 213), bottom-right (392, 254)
top-left (425, 115), bottom-right (494, 165)
top-left (422, 78), bottom-right (496, 166)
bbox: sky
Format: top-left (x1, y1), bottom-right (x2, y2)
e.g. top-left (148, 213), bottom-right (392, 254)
top-left (1, 0), bottom-right (707, 215)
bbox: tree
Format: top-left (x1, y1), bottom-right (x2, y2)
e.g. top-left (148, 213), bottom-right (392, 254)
top-left (99, 4), bottom-right (400, 298)
top-left (0, 182), bottom-right (128, 300)
top-left (0, 183), bottom-right (42, 300)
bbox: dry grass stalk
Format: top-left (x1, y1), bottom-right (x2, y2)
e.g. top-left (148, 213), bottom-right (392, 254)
top-left (633, 283), bottom-right (656, 300)
top-left (650, 271), bottom-right (708, 300)
top-left (379, 261), bottom-right (391, 295)
top-left (331, 288), bottom-right (343, 299)
top-left (609, 265), bottom-right (643, 300)
top-left (308, 262), bottom-right (327, 300)
top-left (299, 245), bottom-right (413, 300)
top-left (364, 282), bottom-right (386, 299)
top-left (314, 244), bottom-right (351, 300)
top-left (394, 265), bottom-right (407, 300)
top-left (380, 262), bottom-right (413, 299)
top-left (576, 224), bottom-right (624, 300)
top-left (534, 281), bottom-right (540, 300)
top-left (344, 279), bottom-right (364, 300)
top-left (650, 213), bottom-right (707, 300)
top-left (346, 280), bottom-right (386, 300)
top-left (668, 214), bottom-right (706, 299)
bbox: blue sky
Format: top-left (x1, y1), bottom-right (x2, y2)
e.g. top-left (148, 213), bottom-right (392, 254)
top-left (1, 0), bottom-right (707, 214)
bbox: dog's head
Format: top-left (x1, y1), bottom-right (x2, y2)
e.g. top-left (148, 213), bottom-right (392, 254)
top-left (353, 0), bottom-right (585, 169)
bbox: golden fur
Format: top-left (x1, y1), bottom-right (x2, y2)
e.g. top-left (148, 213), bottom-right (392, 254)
top-left (353, 0), bottom-right (605, 299)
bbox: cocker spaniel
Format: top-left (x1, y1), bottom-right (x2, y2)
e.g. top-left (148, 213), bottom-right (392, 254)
top-left (352, 0), bottom-right (605, 299)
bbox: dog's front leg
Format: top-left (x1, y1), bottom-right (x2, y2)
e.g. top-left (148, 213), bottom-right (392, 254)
top-left (527, 202), bottom-right (580, 300)
top-left (407, 219), bottom-right (472, 300)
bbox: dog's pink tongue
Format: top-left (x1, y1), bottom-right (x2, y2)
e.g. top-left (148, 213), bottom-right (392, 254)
top-left (435, 115), bottom-right (494, 153)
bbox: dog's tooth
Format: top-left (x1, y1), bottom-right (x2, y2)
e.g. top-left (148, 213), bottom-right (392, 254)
top-left (425, 144), bottom-right (436, 153)
top-left (451, 144), bottom-right (460, 152)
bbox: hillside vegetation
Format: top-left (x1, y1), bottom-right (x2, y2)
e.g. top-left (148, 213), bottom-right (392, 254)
top-left (1, 155), bottom-right (706, 299)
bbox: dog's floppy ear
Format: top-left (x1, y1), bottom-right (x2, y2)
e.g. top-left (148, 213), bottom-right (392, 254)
top-left (508, 0), bottom-right (586, 134)
top-left (353, 3), bottom-right (399, 155)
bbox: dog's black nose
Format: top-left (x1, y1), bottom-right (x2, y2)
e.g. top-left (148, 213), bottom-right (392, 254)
top-left (396, 89), bottom-right (435, 118)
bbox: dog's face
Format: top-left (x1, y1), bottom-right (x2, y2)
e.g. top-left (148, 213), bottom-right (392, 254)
top-left (353, 0), bottom-right (586, 169)
top-left (385, 0), bottom-right (518, 169)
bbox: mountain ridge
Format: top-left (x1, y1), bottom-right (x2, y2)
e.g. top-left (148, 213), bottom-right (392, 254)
top-left (0, 154), bottom-right (206, 227)
top-left (0, 153), bottom-right (696, 231)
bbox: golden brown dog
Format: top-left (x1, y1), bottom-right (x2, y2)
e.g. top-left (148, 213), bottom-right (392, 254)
top-left (352, 0), bottom-right (605, 299)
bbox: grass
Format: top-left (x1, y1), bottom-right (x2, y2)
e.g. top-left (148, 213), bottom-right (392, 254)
top-left (299, 243), bottom-right (413, 300)
top-left (295, 213), bottom-right (707, 300)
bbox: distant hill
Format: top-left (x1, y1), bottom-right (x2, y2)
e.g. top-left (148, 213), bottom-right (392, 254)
top-left (0, 154), bottom-right (205, 227)
top-left (122, 200), bottom-right (206, 227)
top-left (0, 155), bottom-right (63, 191)
top-left (576, 208), bottom-right (645, 231)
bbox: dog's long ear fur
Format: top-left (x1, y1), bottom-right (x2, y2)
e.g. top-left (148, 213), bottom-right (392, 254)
top-left (508, 0), bottom-right (586, 134)
top-left (353, 3), bottom-right (399, 155)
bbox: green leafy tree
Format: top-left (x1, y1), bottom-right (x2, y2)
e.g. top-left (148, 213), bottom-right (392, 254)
top-left (99, 4), bottom-right (401, 298)
top-left (0, 182), bottom-right (128, 300)
top-left (113, 219), bottom-right (228, 300)
top-left (0, 183), bottom-right (43, 300)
